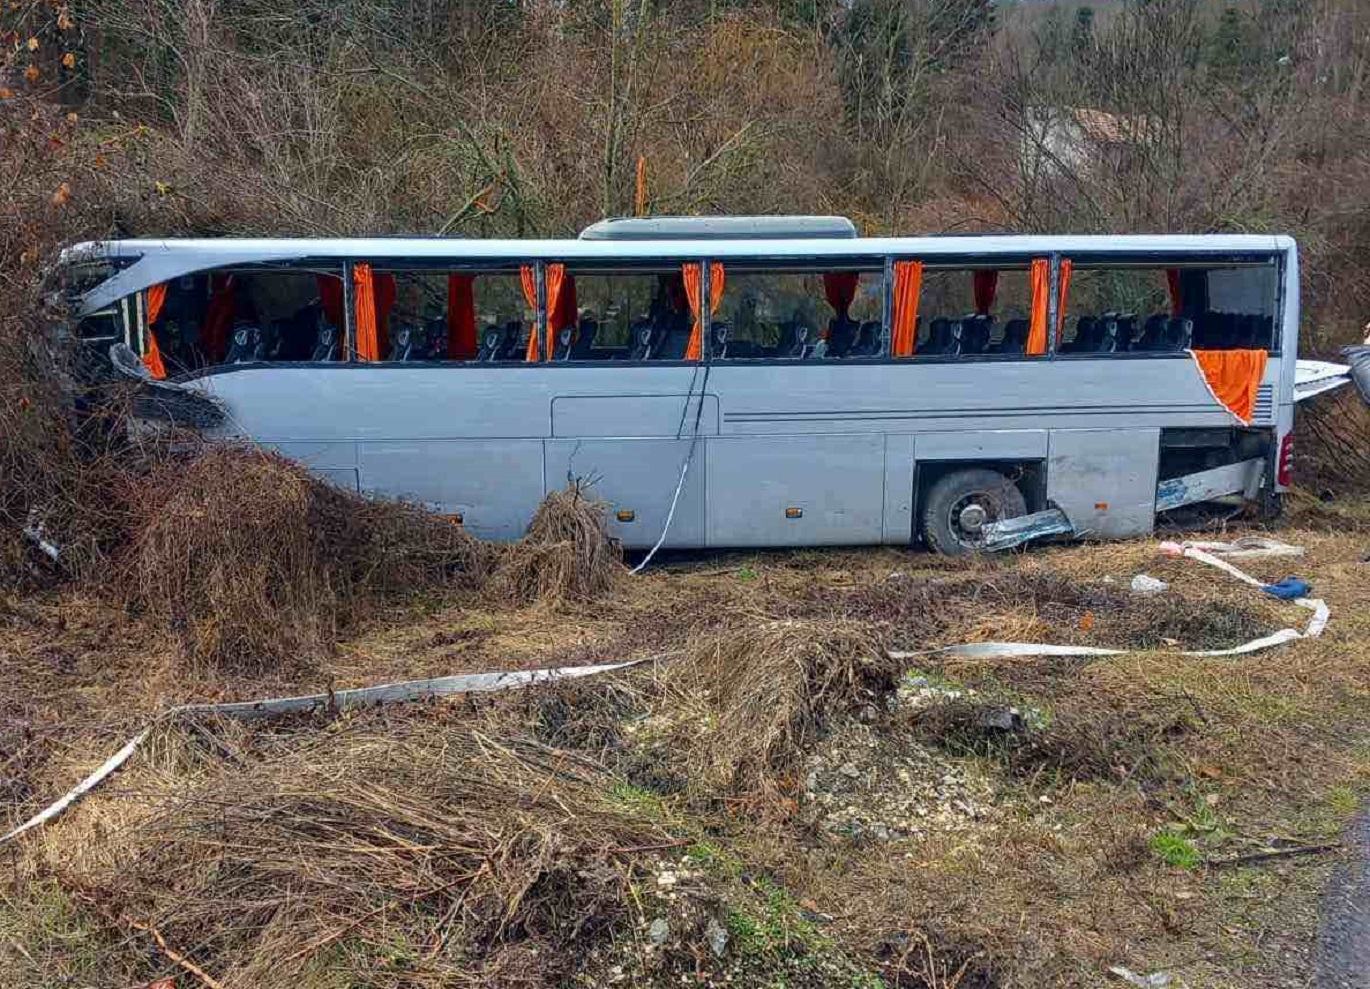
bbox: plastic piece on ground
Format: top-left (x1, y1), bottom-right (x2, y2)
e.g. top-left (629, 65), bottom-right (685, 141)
top-left (1263, 577), bottom-right (1311, 600)
top-left (1131, 574), bottom-right (1168, 595)
top-left (1109, 967), bottom-right (1172, 989)
top-left (981, 508), bottom-right (1074, 551)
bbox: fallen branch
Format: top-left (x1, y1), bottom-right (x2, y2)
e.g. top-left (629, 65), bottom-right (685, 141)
top-left (129, 920), bottom-right (226, 989)
top-left (1208, 842), bottom-right (1340, 868)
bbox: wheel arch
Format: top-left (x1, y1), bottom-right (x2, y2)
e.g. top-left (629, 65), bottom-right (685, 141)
top-left (912, 459), bottom-right (1046, 543)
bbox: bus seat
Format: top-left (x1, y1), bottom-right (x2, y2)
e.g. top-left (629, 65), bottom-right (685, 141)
top-left (1061, 316), bottom-right (1096, 353)
top-left (772, 321), bottom-right (809, 359)
top-left (993, 318), bottom-right (1029, 354)
top-left (1162, 317), bottom-right (1193, 351)
top-left (1234, 314), bottom-right (1258, 349)
top-left (629, 320), bottom-right (656, 360)
top-left (477, 325), bottom-right (501, 361)
top-left (1113, 313), bottom-right (1137, 350)
top-left (226, 323), bottom-right (264, 363)
top-left (311, 323), bottom-right (339, 362)
top-left (1093, 315), bottom-right (1120, 353)
top-left (552, 323), bottom-right (575, 361)
top-left (961, 315), bottom-right (992, 354)
top-left (389, 323), bottom-right (418, 362)
top-left (924, 318), bottom-right (962, 355)
top-left (478, 321), bottom-right (521, 361)
top-left (571, 318), bottom-right (599, 359)
top-left (825, 316), bottom-right (859, 357)
top-left (424, 317), bottom-right (447, 360)
top-left (1136, 314), bottom-right (1169, 351)
top-left (709, 321), bottom-right (730, 359)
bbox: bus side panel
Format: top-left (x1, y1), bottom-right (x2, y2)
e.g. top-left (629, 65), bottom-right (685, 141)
top-left (1047, 429), bottom-right (1160, 539)
top-left (544, 438), bottom-right (706, 549)
top-left (357, 439), bottom-right (545, 541)
top-left (706, 434), bottom-right (885, 547)
top-left (881, 434), bottom-right (917, 545)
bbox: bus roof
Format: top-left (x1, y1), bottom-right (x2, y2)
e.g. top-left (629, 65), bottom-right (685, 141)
top-left (64, 232), bottom-right (1294, 317)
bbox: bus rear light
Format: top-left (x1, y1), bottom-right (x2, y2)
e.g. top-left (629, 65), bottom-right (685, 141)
top-left (1277, 433), bottom-right (1294, 487)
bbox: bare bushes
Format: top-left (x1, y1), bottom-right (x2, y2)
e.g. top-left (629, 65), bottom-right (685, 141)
top-left (80, 714), bottom-right (666, 988)
top-left (488, 482), bottom-right (626, 607)
top-left (118, 446), bottom-right (491, 672)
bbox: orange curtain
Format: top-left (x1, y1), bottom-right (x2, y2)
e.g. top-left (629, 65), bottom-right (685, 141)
top-left (823, 272), bottom-right (860, 316)
top-left (142, 282), bottom-right (168, 380)
top-left (544, 264), bottom-right (577, 355)
top-left (1027, 259), bottom-right (1050, 356)
top-left (520, 265), bottom-right (539, 361)
top-left (891, 260), bottom-right (923, 358)
top-left (683, 262), bottom-right (724, 361)
top-left (1055, 259), bottom-right (1073, 345)
top-left (973, 270), bottom-right (998, 315)
top-left (203, 273), bottom-right (235, 363)
top-left (1192, 349), bottom-right (1269, 424)
top-left (1165, 269), bottom-right (1183, 318)
top-left (554, 273), bottom-right (578, 345)
top-left (447, 274), bottom-right (477, 359)
top-left (353, 263), bottom-right (380, 361)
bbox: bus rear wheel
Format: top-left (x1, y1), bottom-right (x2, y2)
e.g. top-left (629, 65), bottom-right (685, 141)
top-left (920, 468), bottom-right (1027, 556)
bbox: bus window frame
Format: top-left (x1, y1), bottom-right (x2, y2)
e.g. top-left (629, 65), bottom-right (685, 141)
top-left (1051, 253), bottom-right (1284, 359)
top-left (700, 257), bottom-right (890, 363)
top-left (162, 248), bottom-right (1288, 375)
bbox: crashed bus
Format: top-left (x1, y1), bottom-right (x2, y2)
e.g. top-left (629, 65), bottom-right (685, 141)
top-left (62, 217), bottom-right (1354, 554)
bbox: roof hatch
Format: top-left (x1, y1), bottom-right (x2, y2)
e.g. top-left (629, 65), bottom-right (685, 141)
top-left (577, 215), bottom-right (859, 241)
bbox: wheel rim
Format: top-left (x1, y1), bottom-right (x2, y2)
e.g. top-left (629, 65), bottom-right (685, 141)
top-left (947, 492), bottom-right (999, 548)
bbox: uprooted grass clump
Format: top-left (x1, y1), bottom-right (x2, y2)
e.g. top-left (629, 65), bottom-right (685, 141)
top-left (117, 445), bottom-right (492, 672)
top-left (488, 482), bottom-right (626, 607)
top-left (657, 620), bottom-right (899, 801)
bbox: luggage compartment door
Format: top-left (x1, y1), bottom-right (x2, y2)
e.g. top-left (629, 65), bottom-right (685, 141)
top-left (706, 434), bottom-right (885, 547)
top-left (1047, 428), bottom-right (1160, 539)
top-left (543, 438), bottom-right (705, 549)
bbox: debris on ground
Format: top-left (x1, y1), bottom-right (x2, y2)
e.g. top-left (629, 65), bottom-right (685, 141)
top-left (1130, 574), bottom-right (1169, 595)
top-left (799, 719), bottom-right (994, 841)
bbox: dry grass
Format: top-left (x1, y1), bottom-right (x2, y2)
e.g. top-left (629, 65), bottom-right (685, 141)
top-left (665, 620), bottom-right (896, 801)
top-left (5, 518), bottom-right (1370, 989)
top-left (117, 445), bottom-right (491, 673)
top-left (488, 482), bottom-right (626, 608)
top-left (21, 709), bottom-right (668, 989)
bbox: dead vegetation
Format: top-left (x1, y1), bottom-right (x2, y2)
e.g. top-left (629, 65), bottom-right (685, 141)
top-left (117, 445), bottom-right (490, 673)
top-left (27, 710), bottom-right (669, 988)
top-left (663, 620), bottom-right (896, 801)
top-left (5, 527), bottom-right (1370, 988)
top-left (488, 481), bottom-right (626, 608)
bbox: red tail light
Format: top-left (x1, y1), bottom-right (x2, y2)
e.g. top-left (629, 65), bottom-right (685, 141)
top-left (1277, 433), bottom-right (1294, 487)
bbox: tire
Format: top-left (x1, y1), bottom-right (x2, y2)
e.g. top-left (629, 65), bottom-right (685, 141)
top-left (920, 467), bottom-right (1028, 556)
